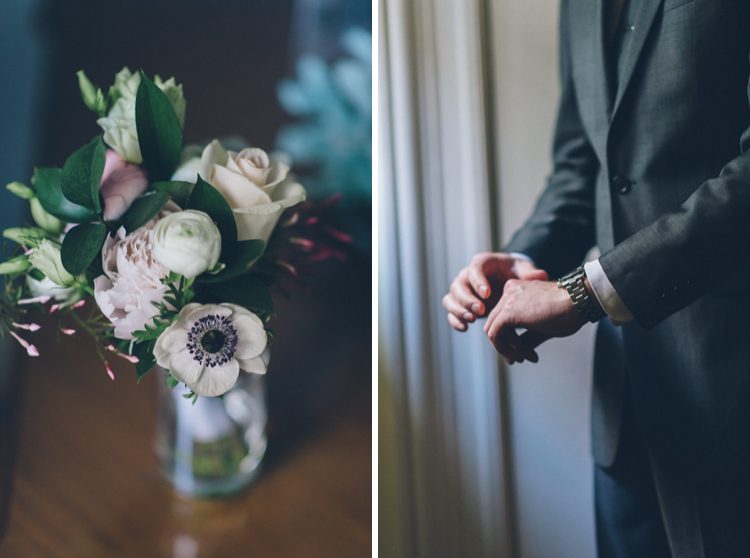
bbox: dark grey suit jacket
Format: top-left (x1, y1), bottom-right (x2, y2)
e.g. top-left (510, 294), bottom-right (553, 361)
top-left (505, 0), bottom-right (750, 479)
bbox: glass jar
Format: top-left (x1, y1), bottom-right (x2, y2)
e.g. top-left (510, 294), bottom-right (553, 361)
top-left (154, 366), bottom-right (267, 498)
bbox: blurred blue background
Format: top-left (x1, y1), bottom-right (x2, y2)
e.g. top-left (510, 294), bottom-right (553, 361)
top-left (0, 0), bottom-right (45, 232)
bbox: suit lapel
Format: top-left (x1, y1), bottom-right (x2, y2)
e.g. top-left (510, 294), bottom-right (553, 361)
top-left (570, 0), bottom-right (611, 150)
top-left (610, 0), bottom-right (663, 120)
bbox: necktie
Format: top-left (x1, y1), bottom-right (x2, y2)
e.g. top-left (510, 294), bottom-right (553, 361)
top-left (606, 0), bottom-right (629, 102)
top-left (608, 0), bottom-right (627, 43)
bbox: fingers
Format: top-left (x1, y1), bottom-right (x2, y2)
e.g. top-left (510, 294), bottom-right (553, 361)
top-left (442, 294), bottom-right (476, 324)
top-left (467, 264), bottom-right (491, 300)
top-left (484, 302), bottom-right (539, 363)
top-left (447, 313), bottom-right (468, 332)
top-left (514, 259), bottom-right (549, 281)
top-left (496, 326), bottom-right (539, 364)
top-left (519, 330), bottom-right (551, 351)
top-left (451, 273), bottom-right (485, 316)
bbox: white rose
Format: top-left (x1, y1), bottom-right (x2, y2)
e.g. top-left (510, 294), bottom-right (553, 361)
top-left (28, 240), bottom-right (76, 287)
top-left (97, 67), bottom-right (185, 164)
top-left (152, 210), bottom-right (221, 278)
top-left (172, 140), bottom-right (306, 243)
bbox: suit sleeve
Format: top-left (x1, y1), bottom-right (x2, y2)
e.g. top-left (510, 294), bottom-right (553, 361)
top-left (503, 0), bottom-right (598, 280)
top-left (599, 56), bottom-right (750, 329)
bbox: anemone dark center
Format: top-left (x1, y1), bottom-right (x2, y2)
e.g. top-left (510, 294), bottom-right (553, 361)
top-left (186, 313), bottom-right (239, 368)
top-left (200, 329), bottom-right (226, 353)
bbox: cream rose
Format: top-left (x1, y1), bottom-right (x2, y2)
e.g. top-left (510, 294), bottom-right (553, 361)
top-left (172, 140), bottom-right (306, 243)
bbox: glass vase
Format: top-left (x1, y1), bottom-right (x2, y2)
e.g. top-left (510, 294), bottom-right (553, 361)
top-left (154, 365), bottom-right (268, 498)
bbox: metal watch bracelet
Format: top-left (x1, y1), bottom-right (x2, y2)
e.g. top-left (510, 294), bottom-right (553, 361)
top-left (557, 266), bottom-right (606, 323)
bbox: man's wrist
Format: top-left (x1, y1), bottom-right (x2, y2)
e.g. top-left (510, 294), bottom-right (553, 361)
top-left (583, 259), bottom-right (634, 323)
top-left (557, 267), bottom-right (606, 323)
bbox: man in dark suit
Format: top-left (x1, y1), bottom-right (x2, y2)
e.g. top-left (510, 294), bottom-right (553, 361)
top-left (442, 1), bottom-right (750, 556)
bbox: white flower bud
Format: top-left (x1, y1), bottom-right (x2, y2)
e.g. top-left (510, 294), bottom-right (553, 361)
top-left (0, 255), bottom-right (31, 275)
top-left (3, 227), bottom-right (47, 248)
top-left (26, 275), bottom-right (75, 302)
top-left (28, 239), bottom-right (76, 287)
top-left (5, 181), bottom-right (35, 200)
top-left (97, 67), bottom-right (186, 164)
top-left (76, 70), bottom-right (107, 116)
top-left (30, 198), bottom-right (63, 234)
top-left (152, 210), bottom-right (221, 279)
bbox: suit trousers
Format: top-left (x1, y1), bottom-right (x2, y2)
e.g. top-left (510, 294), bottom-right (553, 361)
top-left (594, 373), bottom-right (750, 558)
top-left (595, 390), bottom-right (673, 558)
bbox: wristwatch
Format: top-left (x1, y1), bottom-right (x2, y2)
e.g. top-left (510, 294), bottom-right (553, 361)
top-left (557, 266), bottom-right (606, 323)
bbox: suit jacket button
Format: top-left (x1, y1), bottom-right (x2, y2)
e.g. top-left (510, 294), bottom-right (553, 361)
top-left (612, 176), bottom-right (632, 194)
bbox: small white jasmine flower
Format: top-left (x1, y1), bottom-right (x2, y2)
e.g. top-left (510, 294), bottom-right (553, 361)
top-left (154, 303), bottom-right (268, 397)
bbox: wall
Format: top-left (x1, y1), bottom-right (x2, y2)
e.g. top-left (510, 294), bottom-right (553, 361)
top-left (491, 1), bottom-right (597, 557)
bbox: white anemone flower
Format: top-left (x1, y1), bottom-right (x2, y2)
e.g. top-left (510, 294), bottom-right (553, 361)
top-left (154, 303), bottom-right (268, 397)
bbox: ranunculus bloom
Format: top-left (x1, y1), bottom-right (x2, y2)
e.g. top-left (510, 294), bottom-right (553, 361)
top-left (152, 210), bottom-right (221, 278)
top-left (172, 140), bottom-right (306, 243)
top-left (154, 303), bottom-right (268, 397)
top-left (93, 215), bottom-right (171, 340)
top-left (100, 149), bottom-right (148, 222)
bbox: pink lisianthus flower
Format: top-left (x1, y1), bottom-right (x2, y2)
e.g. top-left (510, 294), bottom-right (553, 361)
top-left (99, 149), bottom-right (148, 222)
top-left (93, 209), bottom-right (175, 340)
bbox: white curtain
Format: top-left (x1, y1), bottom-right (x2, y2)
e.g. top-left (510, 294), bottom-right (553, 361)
top-left (378, 0), bottom-right (513, 556)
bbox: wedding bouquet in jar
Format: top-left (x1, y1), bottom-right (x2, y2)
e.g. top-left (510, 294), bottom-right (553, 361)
top-left (0, 68), bottom-right (343, 400)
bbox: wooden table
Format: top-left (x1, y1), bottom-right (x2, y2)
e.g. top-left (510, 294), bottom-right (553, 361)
top-left (0, 315), bottom-right (371, 557)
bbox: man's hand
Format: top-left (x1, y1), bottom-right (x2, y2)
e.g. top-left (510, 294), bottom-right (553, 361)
top-left (443, 253), bottom-right (549, 332)
top-left (483, 279), bottom-right (586, 363)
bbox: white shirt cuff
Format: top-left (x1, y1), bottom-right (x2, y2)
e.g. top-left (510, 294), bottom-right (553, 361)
top-left (583, 259), bottom-right (634, 324)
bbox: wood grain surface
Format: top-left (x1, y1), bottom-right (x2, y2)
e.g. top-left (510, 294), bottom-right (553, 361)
top-left (0, 311), bottom-right (371, 558)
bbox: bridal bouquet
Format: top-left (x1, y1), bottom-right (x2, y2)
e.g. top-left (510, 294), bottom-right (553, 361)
top-left (0, 68), bottom-right (346, 399)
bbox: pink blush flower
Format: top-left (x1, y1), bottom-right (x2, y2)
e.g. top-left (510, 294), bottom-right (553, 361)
top-left (93, 220), bottom-right (168, 340)
top-left (99, 149), bottom-right (148, 222)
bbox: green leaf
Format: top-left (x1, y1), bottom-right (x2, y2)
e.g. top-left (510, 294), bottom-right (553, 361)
top-left (186, 175), bottom-right (238, 259)
top-left (151, 180), bottom-right (194, 207)
top-left (133, 342), bottom-right (156, 381)
top-left (198, 240), bottom-right (265, 284)
top-left (33, 167), bottom-right (100, 223)
top-left (123, 191), bottom-right (169, 233)
top-left (135, 71), bottom-right (183, 180)
top-left (202, 274), bottom-right (273, 319)
top-left (61, 136), bottom-right (105, 213)
top-left (60, 222), bottom-right (107, 275)
top-left (165, 375), bottom-right (179, 389)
